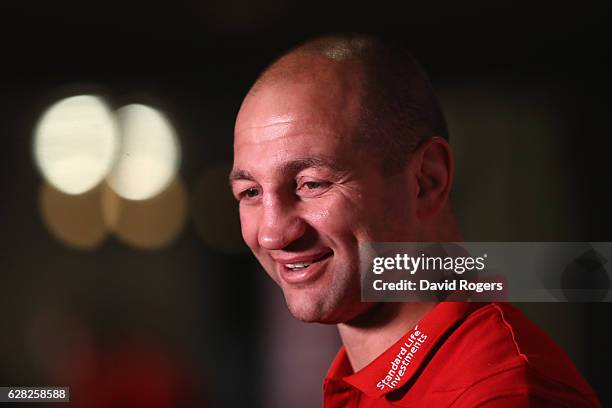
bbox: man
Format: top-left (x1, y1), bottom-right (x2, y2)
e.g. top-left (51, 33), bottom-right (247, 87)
top-left (230, 34), bottom-right (600, 407)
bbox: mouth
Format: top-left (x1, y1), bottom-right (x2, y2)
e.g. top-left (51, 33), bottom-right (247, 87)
top-left (276, 251), bottom-right (333, 285)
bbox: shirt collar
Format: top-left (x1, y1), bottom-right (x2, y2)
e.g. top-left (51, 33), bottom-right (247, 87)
top-left (325, 302), bottom-right (486, 398)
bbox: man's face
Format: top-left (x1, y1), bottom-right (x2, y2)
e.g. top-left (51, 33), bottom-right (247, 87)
top-left (231, 73), bottom-right (419, 324)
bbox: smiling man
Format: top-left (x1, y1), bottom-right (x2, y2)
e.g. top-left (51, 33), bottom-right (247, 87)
top-left (230, 34), bottom-right (600, 407)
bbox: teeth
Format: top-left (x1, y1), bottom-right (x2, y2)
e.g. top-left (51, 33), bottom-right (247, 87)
top-left (286, 262), bottom-right (312, 270)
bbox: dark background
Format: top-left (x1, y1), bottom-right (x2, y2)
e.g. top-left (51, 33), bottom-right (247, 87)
top-left (1, 1), bottom-right (611, 407)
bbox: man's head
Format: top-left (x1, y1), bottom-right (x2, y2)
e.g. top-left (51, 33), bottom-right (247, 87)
top-left (231, 34), bottom-right (458, 324)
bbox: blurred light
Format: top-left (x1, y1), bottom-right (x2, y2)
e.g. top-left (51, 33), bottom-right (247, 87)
top-left (101, 179), bottom-right (187, 250)
top-left (34, 95), bottom-right (119, 195)
top-left (107, 104), bottom-right (180, 201)
top-left (192, 163), bottom-right (248, 254)
top-left (39, 182), bottom-right (109, 250)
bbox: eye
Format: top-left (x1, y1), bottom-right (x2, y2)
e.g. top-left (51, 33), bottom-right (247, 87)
top-left (304, 181), bottom-right (324, 189)
top-left (234, 186), bottom-right (261, 202)
top-left (297, 179), bottom-right (331, 197)
top-left (243, 187), bottom-right (260, 198)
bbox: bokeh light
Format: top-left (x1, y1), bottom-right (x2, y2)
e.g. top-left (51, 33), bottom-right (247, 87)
top-left (101, 179), bottom-right (187, 250)
top-left (33, 95), bottom-right (119, 195)
top-left (39, 182), bottom-right (110, 250)
top-left (106, 104), bottom-right (181, 201)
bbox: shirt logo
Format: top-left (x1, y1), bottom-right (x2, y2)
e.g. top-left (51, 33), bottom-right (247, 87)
top-left (376, 326), bottom-right (428, 391)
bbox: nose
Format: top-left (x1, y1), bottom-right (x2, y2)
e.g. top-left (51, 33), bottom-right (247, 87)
top-left (257, 194), bottom-right (306, 250)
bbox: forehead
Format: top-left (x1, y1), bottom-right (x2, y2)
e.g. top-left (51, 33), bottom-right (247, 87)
top-left (234, 75), bottom-right (360, 175)
top-left (235, 75), bottom-right (360, 134)
top-left (238, 55), bottom-right (362, 125)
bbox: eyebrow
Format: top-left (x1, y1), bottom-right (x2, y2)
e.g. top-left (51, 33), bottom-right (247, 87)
top-left (228, 157), bottom-right (343, 185)
top-left (228, 169), bottom-right (254, 184)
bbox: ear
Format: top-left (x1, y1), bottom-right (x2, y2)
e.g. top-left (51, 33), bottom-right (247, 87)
top-left (410, 137), bottom-right (454, 218)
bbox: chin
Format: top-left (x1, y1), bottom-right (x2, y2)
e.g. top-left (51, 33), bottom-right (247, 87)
top-left (275, 260), bottom-right (365, 323)
top-left (283, 289), bottom-right (367, 325)
top-left (282, 290), bottom-right (336, 323)
top-left (288, 307), bottom-right (341, 324)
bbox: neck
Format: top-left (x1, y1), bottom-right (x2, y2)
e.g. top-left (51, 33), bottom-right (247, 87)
top-left (338, 209), bottom-right (461, 372)
top-left (337, 302), bottom-right (436, 372)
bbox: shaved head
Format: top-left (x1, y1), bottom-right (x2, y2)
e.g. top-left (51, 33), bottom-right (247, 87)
top-left (248, 33), bottom-right (449, 173)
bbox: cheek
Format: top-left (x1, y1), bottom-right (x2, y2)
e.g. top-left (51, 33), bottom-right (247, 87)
top-left (303, 197), bottom-right (362, 240)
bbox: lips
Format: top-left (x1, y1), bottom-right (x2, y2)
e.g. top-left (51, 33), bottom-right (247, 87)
top-left (274, 251), bottom-right (333, 284)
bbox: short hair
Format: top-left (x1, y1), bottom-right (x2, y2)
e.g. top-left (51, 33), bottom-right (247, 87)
top-left (251, 33), bottom-right (449, 173)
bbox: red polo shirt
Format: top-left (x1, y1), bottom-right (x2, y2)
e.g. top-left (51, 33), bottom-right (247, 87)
top-left (324, 302), bottom-right (600, 407)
